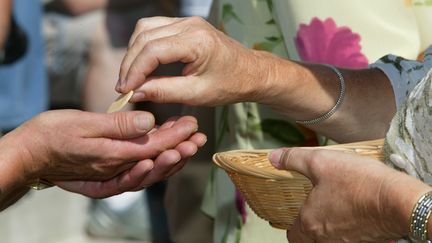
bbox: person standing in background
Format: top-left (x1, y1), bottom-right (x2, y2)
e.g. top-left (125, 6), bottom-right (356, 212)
top-left (44, 1), bottom-right (181, 242)
top-left (201, 1), bottom-right (432, 242)
top-left (0, 0), bottom-right (47, 132)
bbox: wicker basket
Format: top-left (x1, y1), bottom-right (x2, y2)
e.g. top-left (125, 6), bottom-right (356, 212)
top-left (212, 139), bottom-right (385, 230)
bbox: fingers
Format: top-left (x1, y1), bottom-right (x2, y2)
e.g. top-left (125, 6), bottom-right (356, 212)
top-left (121, 22), bottom-right (186, 82)
top-left (129, 76), bottom-right (200, 104)
top-left (287, 219), bottom-right (315, 243)
top-left (118, 35), bottom-right (198, 93)
top-left (56, 159), bottom-right (155, 198)
top-left (137, 149), bottom-right (182, 188)
top-left (95, 116), bottom-right (198, 162)
top-left (188, 132), bottom-right (207, 147)
top-left (128, 17), bottom-right (181, 47)
top-left (85, 111), bottom-right (155, 139)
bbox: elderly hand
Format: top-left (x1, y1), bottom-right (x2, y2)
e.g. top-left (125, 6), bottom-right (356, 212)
top-left (1, 110), bottom-right (205, 198)
top-left (116, 16), bottom-right (275, 106)
top-left (269, 148), bottom-right (431, 242)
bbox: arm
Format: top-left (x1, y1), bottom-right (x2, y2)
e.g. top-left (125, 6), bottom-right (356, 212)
top-left (269, 147), bottom-right (432, 242)
top-left (0, 110), bottom-right (206, 210)
top-left (0, 138), bottom-right (30, 211)
top-left (45, 0), bottom-right (148, 16)
top-left (0, 0), bottom-right (12, 49)
top-left (45, 0), bottom-right (107, 16)
top-left (116, 17), bottom-right (396, 143)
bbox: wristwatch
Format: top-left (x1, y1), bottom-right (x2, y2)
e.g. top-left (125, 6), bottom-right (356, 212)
top-left (27, 178), bottom-right (54, 190)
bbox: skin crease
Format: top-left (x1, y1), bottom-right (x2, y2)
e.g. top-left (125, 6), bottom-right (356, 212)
top-left (269, 148), bottom-right (432, 242)
top-left (0, 110), bottom-right (206, 210)
top-left (116, 16), bottom-right (432, 241)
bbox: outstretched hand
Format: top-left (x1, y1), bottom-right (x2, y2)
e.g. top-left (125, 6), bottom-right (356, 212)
top-left (57, 116), bottom-right (206, 198)
top-left (4, 110), bottom-right (205, 198)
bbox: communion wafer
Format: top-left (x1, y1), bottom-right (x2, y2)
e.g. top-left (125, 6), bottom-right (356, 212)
top-left (106, 90), bottom-right (134, 113)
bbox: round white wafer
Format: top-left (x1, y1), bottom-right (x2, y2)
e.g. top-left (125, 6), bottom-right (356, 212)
top-left (106, 90), bottom-right (134, 113)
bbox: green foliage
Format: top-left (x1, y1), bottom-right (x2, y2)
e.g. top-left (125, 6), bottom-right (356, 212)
top-left (216, 106), bottom-right (230, 149)
top-left (266, 18), bottom-right (276, 25)
top-left (222, 4), bottom-right (244, 24)
top-left (253, 36), bottom-right (282, 52)
top-left (260, 119), bottom-right (305, 146)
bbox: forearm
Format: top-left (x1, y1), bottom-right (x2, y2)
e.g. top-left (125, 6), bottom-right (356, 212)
top-left (0, 133), bottom-right (34, 211)
top-left (46, 0), bottom-right (107, 16)
top-left (254, 51), bottom-right (396, 143)
top-left (0, 0), bottom-right (12, 49)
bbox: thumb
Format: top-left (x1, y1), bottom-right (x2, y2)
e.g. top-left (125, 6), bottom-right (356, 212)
top-left (130, 76), bottom-right (202, 105)
top-left (269, 147), bottom-right (315, 181)
top-left (88, 111), bottom-right (155, 139)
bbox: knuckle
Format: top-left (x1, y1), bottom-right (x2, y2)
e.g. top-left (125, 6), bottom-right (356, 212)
top-left (188, 16), bottom-right (206, 25)
top-left (136, 32), bottom-right (148, 44)
top-left (145, 39), bottom-right (162, 53)
top-left (307, 150), bottom-right (327, 175)
top-left (127, 64), bottom-right (145, 81)
top-left (146, 86), bottom-right (166, 103)
top-left (113, 112), bottom-right (132, 138)
top-left (299, 210), bottom-right (323, 239)
top-left (136, 18), bottom-right (149, 31)
top-left (119, 63), bottom-right (129, 77)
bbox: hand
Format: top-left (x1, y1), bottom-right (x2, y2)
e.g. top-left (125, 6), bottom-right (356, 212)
top-left (4, 110), bottom-right (203, 196)
top-left (116, 16), bottom-right (273, 106)
top-left (269, 147), bottom-right (431, 242)
top-left (56, 116), bottom-right (207, 198)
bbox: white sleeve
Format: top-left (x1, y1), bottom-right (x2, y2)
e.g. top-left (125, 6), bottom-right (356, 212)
top-left (369, 46), bottom-right (432, 109)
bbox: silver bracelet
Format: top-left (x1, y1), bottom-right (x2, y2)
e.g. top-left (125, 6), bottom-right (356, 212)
top-left (410, 191), bottom-right (432, 242)
top-left (296, 65), bottom-right (345, 125)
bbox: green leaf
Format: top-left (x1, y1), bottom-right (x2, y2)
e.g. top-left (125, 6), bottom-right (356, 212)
top-left (222, 4), bottom-right (244, 24)
top-left (260, 119), bottom-right (305, 146)
top-left (216, 106), bottom-right (230, 149)
top-left (266, 18), bottom-right (276, 25)
top-left (266, 0), bottom-right (273, 12)
top-left (265, 36), bottom-right (281, 42)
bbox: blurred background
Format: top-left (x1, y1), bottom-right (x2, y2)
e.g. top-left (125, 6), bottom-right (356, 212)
top-left (0, 0), bottom-right (214, 243)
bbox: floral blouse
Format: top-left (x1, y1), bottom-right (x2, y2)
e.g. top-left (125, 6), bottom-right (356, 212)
top-left (202, 1), bottom-right (432, 243)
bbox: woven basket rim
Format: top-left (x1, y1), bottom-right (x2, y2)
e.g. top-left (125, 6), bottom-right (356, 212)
top-left (213, 150), bottom-right (298, 180)
top-left (213, 139), bottom-right (384, 180)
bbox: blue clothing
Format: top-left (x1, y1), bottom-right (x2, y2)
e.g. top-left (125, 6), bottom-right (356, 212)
top-left (0, 0), bottom-right (47, 130)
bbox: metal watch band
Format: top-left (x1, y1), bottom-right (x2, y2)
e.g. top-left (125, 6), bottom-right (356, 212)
top-left (410, 191), bottom-right (432, 242)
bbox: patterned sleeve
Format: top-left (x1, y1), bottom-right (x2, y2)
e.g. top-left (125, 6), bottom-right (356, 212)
top-left (369, 46), bottom-right (432, 109)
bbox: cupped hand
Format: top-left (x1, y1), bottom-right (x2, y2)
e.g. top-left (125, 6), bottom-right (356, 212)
top-left (8, 110), bottom-right (203, 189)
top-left (269, 147), bottom-right (431, 242)
top-left (56, 117), bottom-right (207, 198)
top-left (116, 16), bottom-right (273, 106)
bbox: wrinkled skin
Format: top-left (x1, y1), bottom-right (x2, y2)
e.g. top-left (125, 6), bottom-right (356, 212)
top-left (0, 110), bottom-right (205, 202)
top-left (269, 148), bottom-right (431, 242)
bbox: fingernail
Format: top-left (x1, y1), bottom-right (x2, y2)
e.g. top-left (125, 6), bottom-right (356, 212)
top-left (182, 122), bottom-right (198, 134)
top-left (132, 92), bottom-right (146, 101)
top-left (134, 114), bottom-right (154, 132)
top-left (120, 79), bottom-right (127, 91)
top-left (269, 149), bottom-right (286, 168)
top-left (115, 79), bottom-right (122, 92)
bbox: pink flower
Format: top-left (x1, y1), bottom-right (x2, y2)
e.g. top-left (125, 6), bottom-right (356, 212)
top-left (295, 17), bottom-right (368, 68)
